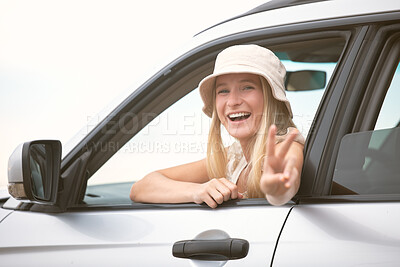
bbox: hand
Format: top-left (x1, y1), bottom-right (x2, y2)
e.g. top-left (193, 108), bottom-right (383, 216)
top-left (260, 125), bottom-right (301, 205)
top-left (193, 178), bottom-right (243, 208)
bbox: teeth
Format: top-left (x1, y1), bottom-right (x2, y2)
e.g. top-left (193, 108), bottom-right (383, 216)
top-left (228, 112), bottom-right (250, 119)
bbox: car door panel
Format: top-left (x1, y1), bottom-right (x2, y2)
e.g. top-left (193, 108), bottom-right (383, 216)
top-left (273, 203), bottom-right (400, 266)
top-left (0, 205), bottom-right (291, 266)
top-left (0, 208), bottom-right (12, 222)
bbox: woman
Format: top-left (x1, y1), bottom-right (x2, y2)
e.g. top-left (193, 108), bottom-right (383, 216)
top-left (130, 44), bottom-right (304, 208)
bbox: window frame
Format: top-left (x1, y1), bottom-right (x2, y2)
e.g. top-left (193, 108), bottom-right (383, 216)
top-left (355, 31), bottom-right (400, 132)
top-left (300, 22), bottom-right (400, 203)
top-left (77, 32), bottom-right (352, 209)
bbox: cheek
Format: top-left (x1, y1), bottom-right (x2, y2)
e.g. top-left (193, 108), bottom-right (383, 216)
top-left (252, 94), bottom-right (265, 126)
top-left (256, 99), bottom-right (264, 115)
top-left (215, 97), bottom-right (226, 123)
top-left (252, 93), bottom-right (264, 115)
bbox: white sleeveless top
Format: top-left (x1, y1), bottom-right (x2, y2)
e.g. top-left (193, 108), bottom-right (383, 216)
top-left (226, 127), bottom-right (305, 186)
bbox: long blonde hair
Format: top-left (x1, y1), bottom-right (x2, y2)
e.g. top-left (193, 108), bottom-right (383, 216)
top-left (206, 76), bottom-right (295, 197)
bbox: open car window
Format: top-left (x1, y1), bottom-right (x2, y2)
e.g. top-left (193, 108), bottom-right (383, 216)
top-left (83, 36), bottom-right (347, 206)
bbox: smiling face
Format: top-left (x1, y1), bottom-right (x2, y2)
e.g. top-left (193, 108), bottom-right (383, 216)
top-left (215, 73), bottom-right (264, 147)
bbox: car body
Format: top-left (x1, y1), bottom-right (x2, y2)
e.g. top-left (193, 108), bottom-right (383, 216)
top-left (1, 0), bottom-right (400, 266)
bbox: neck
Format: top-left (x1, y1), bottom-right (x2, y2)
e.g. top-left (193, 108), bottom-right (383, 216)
top-left (239, 139), bottom-right (252, 162)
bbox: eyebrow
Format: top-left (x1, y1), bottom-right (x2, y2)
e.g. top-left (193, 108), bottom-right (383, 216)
top-left (239, 79), bottom-right (258, 84)
top-left (215, 79), bottom-right (258, 89)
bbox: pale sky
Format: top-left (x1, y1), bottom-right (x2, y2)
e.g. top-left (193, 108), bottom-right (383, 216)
top-left (0, 0), bottom-right (267, 188)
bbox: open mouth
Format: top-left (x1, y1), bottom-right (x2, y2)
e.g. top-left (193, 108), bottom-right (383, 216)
top-left (228, 112), bottom-right (251, 122)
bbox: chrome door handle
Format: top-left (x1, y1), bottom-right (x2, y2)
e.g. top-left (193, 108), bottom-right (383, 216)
top-left (172, 238), bottom-right (249, 261)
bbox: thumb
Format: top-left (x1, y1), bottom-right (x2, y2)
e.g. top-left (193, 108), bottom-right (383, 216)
top-left (283, 157), bottom-right (296, 179)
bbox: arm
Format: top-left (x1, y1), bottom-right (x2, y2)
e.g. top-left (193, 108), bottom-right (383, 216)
top-left (130, 158), bottom-right (241, 208)
top-left (260, 125), bottom-right (304, 206)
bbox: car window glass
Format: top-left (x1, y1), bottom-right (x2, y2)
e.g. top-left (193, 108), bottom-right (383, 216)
top-left (333, 127), bottom-right (400, 194)
top-left (284, 60), bottom-right (335, 137)
top-left (375, 62), bottom-right (400, 130)
top-left (84, 38), bottom-right (346, 204)
top-left (332, 56), bottom-right (400, 195)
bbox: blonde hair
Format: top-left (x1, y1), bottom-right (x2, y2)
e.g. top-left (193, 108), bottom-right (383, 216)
top-left (206, 76), bottom-right (295, 197)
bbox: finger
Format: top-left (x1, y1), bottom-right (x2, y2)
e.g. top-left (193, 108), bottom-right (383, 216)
top-left (203, 194), bottom-right (218, 209)
top-left (219, 178), bottom-right (239, 199)
top-left (280, 174), bottom-right (291, 188)
top-left (210, 179), bottom-right (231, 202)
top-left (216, 185), bottom-right (232, 202)
top-left (209, 189), bottom-right (225, 205)
top-left (277, 128), bottom-right (299, 159)
top-left (285, 168), bottom-right (299, 189)
top-left (266, 124), bottom-right (277, 158)
top-left (198, 180), bottom-right (222, 207)
top-left (282, 157), bottom-right (296, 188)
top-left (262, 173), bottom-right (292, 197)
top-left (283, 157), bottom-right (296, 177)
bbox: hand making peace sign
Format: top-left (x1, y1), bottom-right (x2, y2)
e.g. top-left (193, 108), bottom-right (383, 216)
top-left (260, 125), bottom-right (304, 206)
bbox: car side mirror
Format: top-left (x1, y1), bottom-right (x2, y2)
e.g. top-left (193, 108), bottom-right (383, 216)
top-left (7, 140), bottom-right (61, 204)
top-left (285, 70), bottom-right (326, 91)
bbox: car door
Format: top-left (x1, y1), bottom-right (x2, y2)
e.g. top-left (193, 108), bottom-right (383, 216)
top-left (0, 19), bottom-right (355, 267)
top-left (273, 21), bottom-right (400, 266)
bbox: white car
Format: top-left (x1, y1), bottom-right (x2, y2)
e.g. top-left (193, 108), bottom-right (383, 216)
top-left (2, 0), bottom-right (400, 266)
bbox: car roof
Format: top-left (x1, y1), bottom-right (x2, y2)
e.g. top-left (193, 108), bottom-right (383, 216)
top-left (244, 0), bottom-right (329, 13)
top-left (197, 0), bottom-right (399, 36)
top-left (198, 0), bottom-right (329, 34)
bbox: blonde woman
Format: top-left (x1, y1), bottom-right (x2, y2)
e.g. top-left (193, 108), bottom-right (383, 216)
top-left (130, 44), bottom-right (304, 208)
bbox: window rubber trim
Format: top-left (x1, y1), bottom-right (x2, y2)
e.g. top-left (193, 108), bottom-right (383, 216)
top-left (66, 198), bottom-right (294, 212)
top-left (297, 194), bottom-right (400, 204)
top-left (354, 28), bottom-right (400, 132)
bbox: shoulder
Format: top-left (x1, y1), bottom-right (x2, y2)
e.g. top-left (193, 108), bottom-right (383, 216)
top-left (276, 127), bottom-right (305, 145)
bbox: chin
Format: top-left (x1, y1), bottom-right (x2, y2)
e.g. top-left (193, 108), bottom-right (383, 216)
top-left (226, 129), bottom-right (256, 141)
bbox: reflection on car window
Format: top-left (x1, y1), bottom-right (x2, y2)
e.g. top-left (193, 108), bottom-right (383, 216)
top-left (84, 37), bottom-right (346, 204)
top-left (284, 61), bottom-right (335, 137)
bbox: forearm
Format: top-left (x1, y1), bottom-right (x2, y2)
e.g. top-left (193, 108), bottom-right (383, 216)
top-left (130, 171), bottom-right (200, 204)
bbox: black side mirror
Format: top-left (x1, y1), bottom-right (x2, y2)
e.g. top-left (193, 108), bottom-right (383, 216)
top-left (285, 70), bottom-right (327, 91)
top-left (8, 140), bottom-right (61, 204)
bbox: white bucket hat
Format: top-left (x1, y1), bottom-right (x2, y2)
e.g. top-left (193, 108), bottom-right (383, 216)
top-left (198, 44), bottom-right (292, 118)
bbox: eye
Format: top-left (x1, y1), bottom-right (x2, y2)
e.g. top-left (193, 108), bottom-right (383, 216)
top-left (217, 89), bottom-right (229, 95)
top-left (242, 85), bottom-right (255, 91)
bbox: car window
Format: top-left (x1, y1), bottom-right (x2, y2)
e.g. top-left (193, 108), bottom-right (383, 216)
top-left (84, 37), bottom-right (346, 205)
top-left (87, 89), bottom-right (210, 186)
top-left (284, 60), bottom-right (335, 137)
top-left (333, 127), bottom-right (400, 195)
top-left (375, 62), bottom-right (400, 130)
top-left (331, 46), bottom-right (400, 195)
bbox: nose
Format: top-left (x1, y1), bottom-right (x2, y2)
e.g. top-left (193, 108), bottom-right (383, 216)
top-left (227, 89), bottom-right (242, 107)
